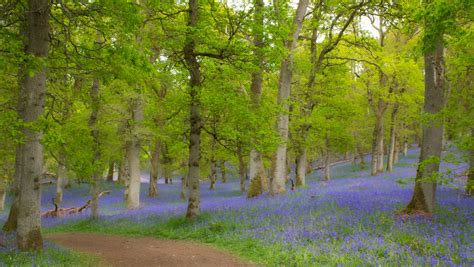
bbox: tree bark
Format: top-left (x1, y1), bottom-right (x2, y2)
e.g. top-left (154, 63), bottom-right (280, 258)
top-left (126, 98), bottom-right (143, 209)
top-left (466, 128), bottom-right (474, 196)
top-left (371, 112), bottom-right (384, 175)
top-left (16, 0), bottom-right (50, 251)
top-left (324, 134), bottom-right (331, 181)
top-left (220, 160), bottom-right (226, 183)
top-left (118, 154), bottom-right (129, 186)
top-left (180, 176), bottom-right (187, 200)
top-left (55, 149), bottom-right (67, 205)
top-left (184, 0), bottom-right (202, 220)
top-left (149, 139), bottom-right (160, 197)
top-left (248, 0), bottom-right (265, 197)
top-left (404, 35), bottom-right (445, 214)
top-left (238, 147), bottom-right (246, 193)
top-left (403, 140), bottom-right (408, 156)
top-left (393, 133), bottom-right (399, 164)
top-left (0, 181), bottom-right (6, 211)
top-left (295, 148), bottom-right (306, 186)
top-left (209, 138), bottom-right (217, 190)
top-left (2, 146), bottom-right (21, 232)
top-left (106, 162), bottom-right (114, 182)
top-left (89, 78), bottom-right (102, 220)
top-left (248, 149), bottom-right (268, 197)
top-left (273, 0), bottom-right (309, 195)
top-left (387, 104), bottom-right (399, 172)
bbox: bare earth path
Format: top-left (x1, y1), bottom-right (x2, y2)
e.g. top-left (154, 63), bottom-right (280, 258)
top-left (47, 233), bottom-right (257, 267)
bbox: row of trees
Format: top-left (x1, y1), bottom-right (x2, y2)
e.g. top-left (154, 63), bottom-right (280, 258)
top-left (0, 0), bottom-right (472, 251)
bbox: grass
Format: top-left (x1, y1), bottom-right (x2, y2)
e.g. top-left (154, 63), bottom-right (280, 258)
top-left (0, 247), bottom-right (99, 267)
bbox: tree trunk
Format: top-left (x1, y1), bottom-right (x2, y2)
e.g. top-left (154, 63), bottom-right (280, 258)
top-left (295, 148), bottom-right (306, 186)
top-left (106, 162), bottom-right (114, 182)
top-left (126, 98), bottom-right (143, 209)
top-left (248, 0), bottom-right (265, 197)
top-left (371, 112), bottom-right (384, 175)
top-left (0, 183), bottom-right (6, 211)
top-left (466, 128), bottom-right (474, 196)
top-left (220, 160), bottom-right (226, 183)
top-left (118, 154), bottom-right (129, 186)
top-left (55, 149), bottom-right (67, 205)
top-left (273, 0), bottom-right (309, 195)
top-left (324, 134), bottom-right (331, 181)
top-left (248, 149), bottom-right (268, 197)
top-left (394, 132), bottom-right (400, 164)
top-left (403, 140), bottom-right (409, 156)
top-left (238, 148), bottom-right (246, 193)
top-left (357, 144), bottom-right (366, 169)
top-left (16, 0), bottom-right (49, 251)
top-left (184, 0), bottom-right (202, 220)
top-left (404, 35), bottom-right (445, 214)
top-left (89, 78), bottom-right (102, 220)
top-left (2, 146), bottom-right (21, 232)
top-left (180, 176), bottom-right (187, 200)
top-left (387, 104), bottom-right (399, 172)
top-left (149, 140), bottom-right (160, 197)
top-left (209, 138), bottom-right (217, 190)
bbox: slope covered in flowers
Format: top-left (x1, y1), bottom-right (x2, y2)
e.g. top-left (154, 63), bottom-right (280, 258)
top-left (1, 148), bottom-right (473, 266)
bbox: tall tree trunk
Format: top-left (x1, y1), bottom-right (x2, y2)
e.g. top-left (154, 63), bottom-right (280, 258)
top-left (126, 98), bottom-right (143, 209)
top-left (324, 134), bottom-right (331, 181)
top-left (220, 160), bottom-right (227, 183)
top-left (209, 139), bottom-right (217, 190)
top-left (16, 0), bottom-right (50, 251)
top-left (149, 139), bottom-right (160, 197)
top-left (0, 181), bottom-right (6, 211)
top-left (0, 190), bottom-right (5, 211)
top-left (238, 147), bottom-right (246, 193)
top-left (273, 0), bottom-right (309, 195)
top-left (295, 148), bottom-right (306, 186)
top-left (248, 0), bottom-right (266, 197)
top-left (393, 133), bottom-right (399, 164)
top-left (89, 78), bottom-right (102, 220)
top-left (466, 128), bottom-right (474, 196)
top-left (403, 139), bottom-right (409, 156)
top-left (404, 35), bottom-right (445, 214)
top-left (387, 104), bottom-right (399, 172)
top-left (55, 149), bottom-right (67, 205)
top-left (184, 0), bottom-right (202, 220)
top-left (371, 112), bottom-right (383, 175)
top-left (106, 162), bottom-right (114, 182)
top-left (2, 146), bottom-right (21, 232)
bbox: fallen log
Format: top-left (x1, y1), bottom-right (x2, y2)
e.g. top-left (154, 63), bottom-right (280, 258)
top-left (42, 191), bottom-right (111, 218)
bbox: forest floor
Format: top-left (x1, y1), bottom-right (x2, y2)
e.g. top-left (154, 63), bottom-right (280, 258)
top-left (1, 146), bottom-right (473, 266)
top-left (46, 232), bottom-right (257, 266)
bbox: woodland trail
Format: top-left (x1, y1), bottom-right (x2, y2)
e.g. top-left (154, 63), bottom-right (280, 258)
top-left (47, 233), bottom-right (257, 267)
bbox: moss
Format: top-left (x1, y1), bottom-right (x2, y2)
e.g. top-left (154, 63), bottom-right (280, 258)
top-left (247, 176), bottom-right (262, 198)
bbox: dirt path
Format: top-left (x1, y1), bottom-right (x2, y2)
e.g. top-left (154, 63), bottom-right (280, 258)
top-left (47, 233), bottom-right (257, 267)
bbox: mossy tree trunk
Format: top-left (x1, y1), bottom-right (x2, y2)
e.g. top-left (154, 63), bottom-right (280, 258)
top-left (404, 34), bottom-right (445, 214)
top-left (184, 0), bottom-right (202, 220)
top-left (16, 0), bottom-right (50, 251)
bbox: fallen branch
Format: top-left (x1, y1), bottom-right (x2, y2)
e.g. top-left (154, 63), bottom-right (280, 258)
top-left (42, 191), bottom-right (111, 218)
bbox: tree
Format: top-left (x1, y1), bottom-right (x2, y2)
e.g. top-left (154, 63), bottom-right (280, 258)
top-left (404, 0), bottom-right (447, 214)
top-left (14, 0), bottom-right (50, 251)
top-left (272, 0), bottom-right (309, 195)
